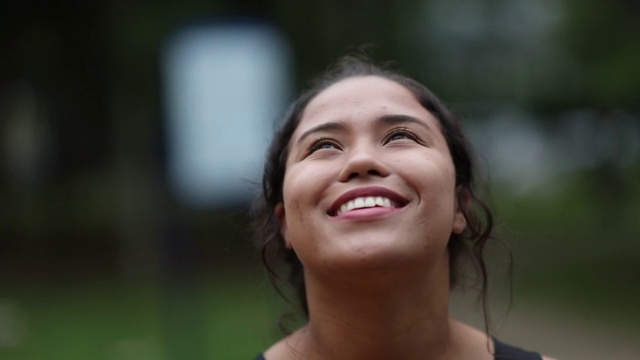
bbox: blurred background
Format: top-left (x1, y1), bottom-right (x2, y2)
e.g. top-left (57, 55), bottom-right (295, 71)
top-left (1, 0), bottom-right (639, 359)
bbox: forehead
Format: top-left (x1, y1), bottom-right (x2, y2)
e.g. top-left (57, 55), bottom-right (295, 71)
top-left (295, 76), bottom-right (436, 135)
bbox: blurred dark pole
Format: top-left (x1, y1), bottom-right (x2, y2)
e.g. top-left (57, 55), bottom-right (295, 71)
top-left (5, 2), bottom-right (112, 179)
top-left (107, 0), bottom-right (285, 357)
top-left (104, 1), bottom-right (205, 357)
top-left (276, 0), bottom-right (401, 87)
top-left (0, 1), bottom-right (115, 276)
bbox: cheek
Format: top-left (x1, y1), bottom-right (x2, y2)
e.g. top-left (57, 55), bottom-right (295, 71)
top-left (282, 168), bottom-right (328, 224)
top-left (284, 196), bottom-right (307, 227)
top-left (400, 156), bottom-right (456, 193)
top-left (284, 163), bottom-right (333, 200)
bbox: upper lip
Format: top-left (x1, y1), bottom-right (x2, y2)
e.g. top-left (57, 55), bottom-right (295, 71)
top-left (327, 186), bottom-right (409, 216)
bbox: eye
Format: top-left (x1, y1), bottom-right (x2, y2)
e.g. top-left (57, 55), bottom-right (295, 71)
top-left (307, 137), bottom-right (341, 154)
top-left (385, 128), bottom-right (419, 143)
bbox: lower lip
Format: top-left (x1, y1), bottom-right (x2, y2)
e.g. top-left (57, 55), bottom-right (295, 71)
top-left (333, 207), bottom-right (403, 221)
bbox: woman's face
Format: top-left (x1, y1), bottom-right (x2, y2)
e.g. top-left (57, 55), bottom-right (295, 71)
top-left (276, 76), bottom-right (466, 276)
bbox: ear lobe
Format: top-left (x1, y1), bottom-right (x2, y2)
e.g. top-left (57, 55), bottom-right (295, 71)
top-left (274, 203), bottom-right (292, 249)
top-left (452, 188), bottom-right (469, 235)
top-left (452, 208), bottom-right (467, 235)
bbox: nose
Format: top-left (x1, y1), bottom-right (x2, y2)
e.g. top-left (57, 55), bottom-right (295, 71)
top-left (338, 145), bottom-right (391, 182)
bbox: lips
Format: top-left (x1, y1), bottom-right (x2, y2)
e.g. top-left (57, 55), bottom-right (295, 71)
top-left (328, 186), bottom-right (409, 216)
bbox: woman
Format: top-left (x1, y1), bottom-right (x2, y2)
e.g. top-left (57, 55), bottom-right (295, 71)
top-left (253, 56), bottom-right (554, 360)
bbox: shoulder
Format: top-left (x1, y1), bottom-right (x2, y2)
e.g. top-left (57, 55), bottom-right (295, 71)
top-left (261, 339), bottom-right (290, 360)
top-left (262, 327), bottom-right (308, 360)
top-left (447, 321), bottom-right (494, 359)
top-left (450, 322), bottom-right (555, 360)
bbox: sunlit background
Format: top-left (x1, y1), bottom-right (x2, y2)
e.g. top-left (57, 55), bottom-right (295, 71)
top-left (1, 1), bottom-right (639, 359)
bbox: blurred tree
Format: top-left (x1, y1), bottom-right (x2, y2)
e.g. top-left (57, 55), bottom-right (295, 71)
top-left (560, 0), bottom-right (640, 108)
top-left (1, 0), bottom-right (638, 283)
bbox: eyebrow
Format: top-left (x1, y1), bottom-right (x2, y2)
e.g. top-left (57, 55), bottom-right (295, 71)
top-left (296, 121), bottom-right (349, 146)
top-left (377, 114), bottom-right (433, 133)
top-left (295, 114), bottom-right (433, 146)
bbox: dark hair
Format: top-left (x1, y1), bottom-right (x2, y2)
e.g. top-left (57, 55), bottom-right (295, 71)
top-left (253, 55), bottom-right (496, 332)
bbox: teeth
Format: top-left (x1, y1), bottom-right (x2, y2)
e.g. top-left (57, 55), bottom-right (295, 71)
top-left (336, 196), bottom-right (396, 216)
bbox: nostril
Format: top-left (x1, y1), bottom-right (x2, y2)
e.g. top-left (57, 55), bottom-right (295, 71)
top-left (339, 155), bottom-right (390, 182)
top-left (348, 169), bottom-right (381, 180)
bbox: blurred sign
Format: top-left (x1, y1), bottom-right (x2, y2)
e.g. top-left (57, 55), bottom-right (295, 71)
top-left (162, 21), bottom-right (290, 208)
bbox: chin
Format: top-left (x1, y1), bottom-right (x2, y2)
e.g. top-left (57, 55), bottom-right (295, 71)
top-left (318, 238), bottom-right (430, 274)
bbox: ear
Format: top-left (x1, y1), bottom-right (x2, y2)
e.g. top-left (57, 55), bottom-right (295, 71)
top-left (452, 188), bottom-right (468, 235)
top-left (274, 202), bottom-right (292, 249)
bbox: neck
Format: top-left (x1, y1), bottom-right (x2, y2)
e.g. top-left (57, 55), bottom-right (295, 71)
top-left (294, 253), bottom-right (456, 360)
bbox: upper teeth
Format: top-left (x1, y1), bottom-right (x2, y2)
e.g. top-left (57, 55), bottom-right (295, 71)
top-left (337, 196), bottom-right (394, 215)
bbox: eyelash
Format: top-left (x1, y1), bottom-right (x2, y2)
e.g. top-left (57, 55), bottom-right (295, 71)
top-left (306, 127), bottom-right (420, 155)
top-left (307, 136), bottom-right (342, 154)
top-left (385, 127), bottom-right (419, 143)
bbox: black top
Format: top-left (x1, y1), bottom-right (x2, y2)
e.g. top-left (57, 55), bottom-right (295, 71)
top-left (253, 338), bottom-right (542, 360)
top-left (493, 338), bottom-right (542, 360)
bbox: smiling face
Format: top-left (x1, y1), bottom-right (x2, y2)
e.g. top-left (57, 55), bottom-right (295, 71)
top-left (276, 76), bottom-right (467, 278)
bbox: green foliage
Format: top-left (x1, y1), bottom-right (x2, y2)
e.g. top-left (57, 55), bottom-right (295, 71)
top-left (492, 167), bottom-right (640, 328)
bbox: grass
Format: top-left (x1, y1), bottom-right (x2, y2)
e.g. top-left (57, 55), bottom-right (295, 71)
top-left (0, 269), bottom-right (280, 360)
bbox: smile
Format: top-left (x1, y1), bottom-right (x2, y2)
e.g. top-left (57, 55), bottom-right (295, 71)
top-left (336, 196), bottom-right (398, 216)
top-left (328, 186), bottom-right (409, 217)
